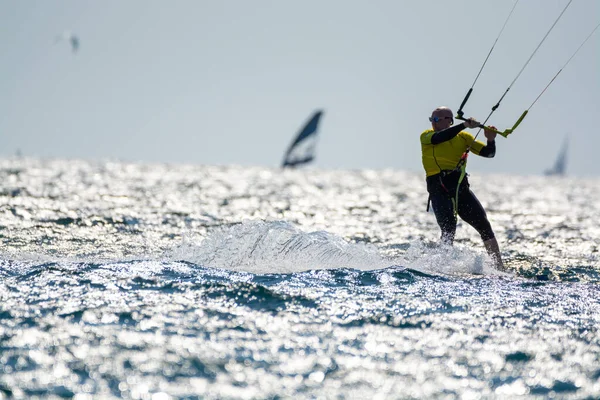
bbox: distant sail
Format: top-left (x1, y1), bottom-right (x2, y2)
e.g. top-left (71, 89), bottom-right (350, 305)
top-left (55, 31), bottom-right (79, 53)
top-left (282, 110), bottom-right (324, 168)
top-left (544, 136), bottom-right (568, 176)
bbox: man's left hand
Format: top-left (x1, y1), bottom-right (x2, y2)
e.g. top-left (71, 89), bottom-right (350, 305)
top-left (484, 126), bottom-right (497, 142)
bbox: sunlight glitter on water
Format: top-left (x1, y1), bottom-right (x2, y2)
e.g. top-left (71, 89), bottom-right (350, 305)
top-left (0, 158), bottom-right (599, 398)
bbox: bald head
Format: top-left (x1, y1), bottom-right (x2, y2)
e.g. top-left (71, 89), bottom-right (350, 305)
top-left (429, 106), bottom-right (454, 130)
top-left (431, 106), bottom-right (453, 119)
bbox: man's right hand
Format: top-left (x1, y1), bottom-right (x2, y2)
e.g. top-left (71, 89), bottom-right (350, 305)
top-left (463, 118), bottom-right (482, 129)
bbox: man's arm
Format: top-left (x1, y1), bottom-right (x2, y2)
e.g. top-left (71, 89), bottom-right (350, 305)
top-left (478, 126), bottom-right (498, 158)
top-left (430, 123), bottom-right (467, 145)
top-left (478, 140), bottom-right (496, 158)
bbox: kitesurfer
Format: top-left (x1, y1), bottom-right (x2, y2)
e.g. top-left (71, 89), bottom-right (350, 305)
top-left (420, 106), bottom-right (504, 269)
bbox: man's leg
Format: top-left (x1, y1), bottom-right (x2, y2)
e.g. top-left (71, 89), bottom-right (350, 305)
top-left (430, 193), bottom-right (457, 245)
top-left (457, 189), bottom-right (504, 269)
top-left (483, 237), bottom-right (504, 270)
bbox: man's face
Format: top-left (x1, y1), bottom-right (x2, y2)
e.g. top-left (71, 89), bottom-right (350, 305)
top-left (430, 109), bottom-right (454, 131)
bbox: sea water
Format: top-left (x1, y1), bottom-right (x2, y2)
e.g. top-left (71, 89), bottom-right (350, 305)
top-left (0, 158), bottom-right (598, 399)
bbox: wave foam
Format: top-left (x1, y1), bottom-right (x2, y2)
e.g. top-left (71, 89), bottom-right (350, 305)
top-left (168, 220), bottom-right (389, 274)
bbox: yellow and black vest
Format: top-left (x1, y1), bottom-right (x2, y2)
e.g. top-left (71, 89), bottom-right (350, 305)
top-left (420, 129), bottom-right (486, 177)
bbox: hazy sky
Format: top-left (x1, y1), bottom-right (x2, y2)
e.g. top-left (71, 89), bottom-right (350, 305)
top-left (1, 0), bottom-right (598, 176)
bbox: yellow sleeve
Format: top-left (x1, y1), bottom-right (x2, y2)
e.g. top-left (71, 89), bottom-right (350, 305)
top-left (420, 129), bottom-right (435, 145)
top-left (459, 131), bottom-right (486, 155)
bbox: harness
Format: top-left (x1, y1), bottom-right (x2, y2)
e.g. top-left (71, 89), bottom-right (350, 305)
top-left (426, 152), bottom-right (468, 216)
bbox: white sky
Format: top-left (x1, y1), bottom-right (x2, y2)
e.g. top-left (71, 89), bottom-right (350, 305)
top-left (1, 0), bottom-right (598, 176)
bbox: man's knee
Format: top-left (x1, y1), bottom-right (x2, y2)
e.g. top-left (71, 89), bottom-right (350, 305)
top-left (474, 219), bottom-right (495, 241)
top-left (480, 229), bottom-right (495, 242)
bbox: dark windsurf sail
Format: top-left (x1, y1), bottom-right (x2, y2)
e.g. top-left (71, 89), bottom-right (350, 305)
top-left (544, 136), bottom-right (568, 176)
top-left (282, 110), bottom-right (324, 168)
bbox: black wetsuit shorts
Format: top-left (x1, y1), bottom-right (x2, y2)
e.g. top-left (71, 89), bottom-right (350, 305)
top-left (426, 170), bottom-right (495, 243)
